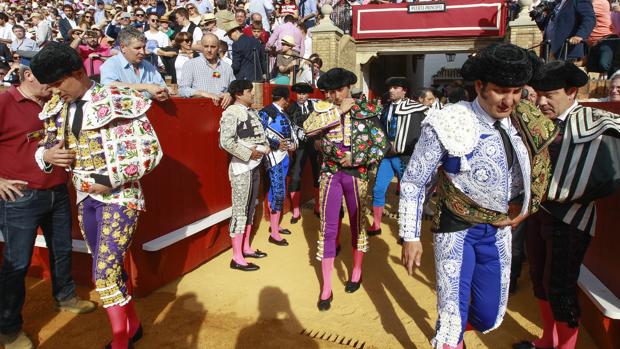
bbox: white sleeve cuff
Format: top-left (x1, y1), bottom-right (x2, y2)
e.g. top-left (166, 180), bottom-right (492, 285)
top-left (35, 147), bottom-right (53, 173)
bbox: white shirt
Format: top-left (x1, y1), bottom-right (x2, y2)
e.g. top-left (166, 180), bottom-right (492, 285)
top-left (0, 22), bottom-right (15, 43)
top-left (145, 30), bottom-right (170, 53)
top-left (175, 54), bottom-right (191, 82)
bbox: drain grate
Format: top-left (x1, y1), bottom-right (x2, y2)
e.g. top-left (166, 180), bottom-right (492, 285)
top-left (300, 328), bottom-right (367, 348)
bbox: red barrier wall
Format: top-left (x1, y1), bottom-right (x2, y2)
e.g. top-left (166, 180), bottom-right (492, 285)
top-left (18, 84), bottom-right (324, 296)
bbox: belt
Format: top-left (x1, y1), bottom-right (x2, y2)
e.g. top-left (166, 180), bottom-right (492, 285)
top-left (14, 183), bottom-right (65, 192)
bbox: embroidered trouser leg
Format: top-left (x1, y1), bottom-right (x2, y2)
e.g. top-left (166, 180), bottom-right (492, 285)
top-left (372, 156), bottom-right (402, 207)
top-left (77, 197), bottom-right (138, 308)
top-left (525, 209), bottom-right (591, 327)
top-left (267, 155), bottom-right (289, 213)
top-left (317, 171), bottom-right (368, 260)
top-left (229, 167), bottom-right (260, 236)
top-left (432, 224), bottom-right (511, 348)
top-left (289, 142), bottom-right (321, 192)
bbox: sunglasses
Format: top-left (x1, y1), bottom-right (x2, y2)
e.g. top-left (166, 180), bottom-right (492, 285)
top-left (183, 39), bottom-right (193, 43)
top-left (150, 19), bottom-right (160, 22)
top-left (84, 15), bottom-right (92, 18)
top-left (136, 13), bottom-right (145, 17)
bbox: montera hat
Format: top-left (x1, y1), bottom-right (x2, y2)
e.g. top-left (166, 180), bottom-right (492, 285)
top-left (529, 60), bottom-right (589, 92)
top-left (317, 68), bottom-right (357, 91)
top-left (30, 42), bottom-right (84, 84)
top-left (461, 43), bottom-right (540, 87)
top-left (291, 82), bottom-right (314, 94)
top-left (385, 76), bottom-right (409, 89)
top-left (272, 86), bottom-right (290, 100)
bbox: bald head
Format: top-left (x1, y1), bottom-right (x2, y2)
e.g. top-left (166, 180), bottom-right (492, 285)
top-left (251, 13), bottom-right (262, 23)
top-left (201, 33), bottom-right (220, 63)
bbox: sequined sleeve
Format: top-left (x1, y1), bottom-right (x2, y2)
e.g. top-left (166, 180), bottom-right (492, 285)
top-left (399, 125), bottom-right (446, 241)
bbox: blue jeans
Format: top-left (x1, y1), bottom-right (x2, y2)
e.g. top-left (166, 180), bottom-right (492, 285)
top-left (0, 185), bottom-right (76, 333)
top-left (372, 156), bottom-right (402, 207)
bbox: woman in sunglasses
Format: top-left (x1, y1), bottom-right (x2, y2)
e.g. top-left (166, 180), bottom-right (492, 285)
top-left (78, 10), bottom-right (95, 31)
top-left (186, 4), bottom-right (202, 25)
top-left (158, 32), bottom-right (198, 84)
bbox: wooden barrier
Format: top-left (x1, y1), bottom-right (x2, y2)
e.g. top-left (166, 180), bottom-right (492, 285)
top-left (18, 84), bottom-right (324, 296)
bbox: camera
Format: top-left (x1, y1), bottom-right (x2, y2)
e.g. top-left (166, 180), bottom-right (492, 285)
top-left (529, 0), bottom-right (558, 19)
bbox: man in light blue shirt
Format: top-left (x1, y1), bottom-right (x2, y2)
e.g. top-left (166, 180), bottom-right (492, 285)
top-left (299, 0), bottom-right (318, 30)
top-left (100, 27), bottom-right (169, 101)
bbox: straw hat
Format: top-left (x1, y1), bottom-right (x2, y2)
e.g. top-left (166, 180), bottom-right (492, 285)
top-left (281, 35), bottom-right (295, 47)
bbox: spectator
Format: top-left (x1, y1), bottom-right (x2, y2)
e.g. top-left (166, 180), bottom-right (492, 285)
top-left (160, 14), bottom-right (174, 39)
top-left (159, 32), bottom-right (199, 83)
top-left (10, 25), bottom-right (37, 52)
top-left (297, 54), bottom-right (321, 85)
top-left (186, 3), bottom-right (203, 25)
top-left (215, 0), bottom-right (236, 28)
top-left (100, 26), bottom-right (169, 100)
top-left (0, 43), bottom-right (11, 65)
top-left (179, 33), bottom-right (234, 107)
top-left (586, 0), bottom-right (618, 78)
top-left (30, 13), bottom-right (53, 48)
top-left (243, 18), bottom-right (269, 45)
top-left (224, 21), bottom-right (267, 81)
top-left (248, 0), bottom-right (275, 32)
top-left (0, 12), bottom-right (14, 45)
top-left (272, 35), bottom-right (299, 85)
top-left (533, 0), bottom-right (595, 61)
top-left (78, 10), bottom-right (95, 31)
top-left (59, 5), bottom-right (79, 42)
top-left (71, 29), bottom-right (112, 77)
top-left (219, 39), bottom-right (232, 65)
top-left (132, 8), bottom-right (148, 31)
top-left (94, 1), bottom-right (107, 25)
top-left (234, 8), bottom-right (248, 27)
top-left (299, 23), bottom-right (312, 59)
top-left (280, 0), bottom-right (299, 19)
top-left (106, 11), bottom-right (132, 42)
top-left (599, 71), bottom-right (620, 101)
top-left (67, 28), bottom-right (85, 47)
top-left (267, 15), bottom-right (304, 56)
top-left (190, 0), bottom-right (214, 14)
top-left (144, 13), bottom-right (170, 64)
top-left (172, 7), bottom-right (203, 48)
top-left (298, 0), bottom-right (318, 30)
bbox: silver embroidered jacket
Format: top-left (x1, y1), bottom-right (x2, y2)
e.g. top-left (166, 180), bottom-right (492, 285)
top-left (398, 100), bottom-right (532, 241)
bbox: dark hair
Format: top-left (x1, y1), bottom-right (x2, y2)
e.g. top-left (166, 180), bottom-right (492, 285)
top-left (12, 24), bottom-right (25, 32)
top-left (173, 32), bottom-right (192, 48)
top-left (311, 57), bottom-right (322, 69)
top-left (251, 22), bottom-right (262, 30)
top-left (30, 42), bottom-right (84, 84)
top-left (216, 0), bottom-right (228, 10)
top-left (218, 40), bottom-right (228, 53)
top-left (284, 14), bottom-right (295, 23)
top-left (228, 79), bottom-right (253, 100)
top-left (415, 88), bottom-right (434, 99)
top-left (235, 8), bottom-right (246, 16)
top-left (175, 7), bottom-right (189, 19)
top-left (448, 87), bottom-right (468, 103)
top-left (0, 13), bottom-right (8, 22)
top-left (63, 4), bottom-right (74, 11)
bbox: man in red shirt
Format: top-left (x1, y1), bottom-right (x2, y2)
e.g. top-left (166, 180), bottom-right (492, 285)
top-left (0, 65), bottom-right (96, 349)
top-left (243, 13), bottom-right (270, 45)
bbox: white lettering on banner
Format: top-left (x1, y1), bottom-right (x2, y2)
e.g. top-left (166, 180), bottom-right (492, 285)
top-left (407, 2), bottom-right (446, 13)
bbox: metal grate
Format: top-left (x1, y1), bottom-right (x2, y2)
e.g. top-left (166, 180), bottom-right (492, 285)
top-left (300, 328), bottom-right (367, 348)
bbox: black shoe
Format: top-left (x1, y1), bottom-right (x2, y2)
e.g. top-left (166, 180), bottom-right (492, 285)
top-left (512, 340), bottom-right (554, 349)
top-left (367, 227), bottom-right (382, 236)
top-left (317, 293), bottom-right (333, 311)
top-left (290, 215), bottom-right (301, 224)
top-left (345, 278), bottom-right (362, 293)
top-left (268, 236), bottom-right (289, 246)
top-left (130, 324), bottom-right (143, 343)
top-left (268, 227), bottom-right (291, 235)
top-left (243, 250), bottom-right (268, 259)
top-left (230, 260), bottom-right (260, 271)
top-left (105, 340), bottom-right (133, 349)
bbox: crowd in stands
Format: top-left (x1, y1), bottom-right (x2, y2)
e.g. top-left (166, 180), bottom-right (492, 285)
top-left (0, 0), bottom-right (332, 104)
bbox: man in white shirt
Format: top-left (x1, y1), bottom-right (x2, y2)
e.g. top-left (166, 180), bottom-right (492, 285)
top-left (0, 12), bottom-right (14, 46)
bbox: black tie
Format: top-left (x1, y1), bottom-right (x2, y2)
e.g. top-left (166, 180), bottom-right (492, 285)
top-left (494, 120), bottom-right (514, 168)
top-left (72, 100), bottom-right (87, 139)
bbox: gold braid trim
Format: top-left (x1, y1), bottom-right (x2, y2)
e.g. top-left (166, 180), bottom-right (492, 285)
top-left (432, 170), bottom-right (508, 231)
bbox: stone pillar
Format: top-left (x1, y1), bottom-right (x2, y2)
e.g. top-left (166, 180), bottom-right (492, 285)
top-left (508, 0), bottom-right (544, 55)
top-left (312, 5), bottom-right (344, 71)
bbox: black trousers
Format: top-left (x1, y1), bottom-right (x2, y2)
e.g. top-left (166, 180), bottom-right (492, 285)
top-left (525, 209), bottom-right (591, 327)
top-left (288, 141), bottom-right (320, 192)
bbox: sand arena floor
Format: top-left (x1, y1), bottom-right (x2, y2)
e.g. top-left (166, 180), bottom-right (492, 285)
top-left (19, 195), bottom-right (596, 349)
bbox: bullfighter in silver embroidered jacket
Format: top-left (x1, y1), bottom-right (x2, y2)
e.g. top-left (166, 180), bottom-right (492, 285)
top-left (219, 80), bottom-right (270, 272)
top-left (398, 44), bottom-right (540, 349)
